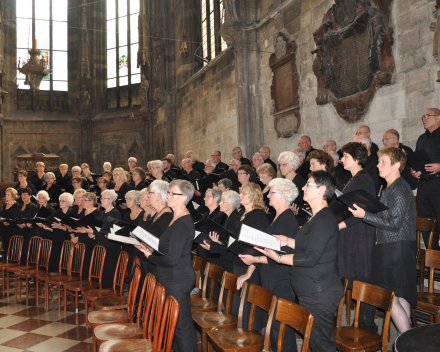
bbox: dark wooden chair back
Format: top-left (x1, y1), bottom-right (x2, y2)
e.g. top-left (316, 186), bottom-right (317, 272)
top-left (6, 235), bottom-right (23, 264)
top-left (113, 251), bottom-right (129, 295)
top-left (36, 239), bottom-right (52, 271)
top-left (193, 255), bottom-right (208, 290)
top-left (146, 282), bottom-right (166, 341)
top-left (425, 249), bottom-right (440, 293)
top-left (26, 237), bottom-right (42, 266)
top-left (202, 262), bottom-right (225, 299)
top-left (136, 273), bottom-right (157, 334)
top-left (336, 277), bottom-right (348, 327)
top-left (69, 242), bottom-right (86, 279)
top-left (127, 266), bottom-right (142, 323)
top-left (416, 217), bottom-right (436, 250)
top-left (154, 295), bottom-right (180, 352)
top-left (88, 245), bottom-right (106, 287)
top-left (247, 283), bottom-right (277, 349)
top-left (58, 240), bottom-right (73, 273)
top-left (274, 298), bottom-right (314, 352)
top-left (218, 272), bottom-right (248, 324)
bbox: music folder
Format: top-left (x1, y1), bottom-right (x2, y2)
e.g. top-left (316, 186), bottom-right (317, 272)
top-left (406, 149), bottom-right (432, 176)
top-left (192, 201), bottom-right (209, 215)
top-left (22, 205), bottom-right (54, 225)
top-left (330, 201), bottom-right (353, 223)
top-left (130, 226), bottom-right (163, 255)
top-left (208, 173), bottom-right (220, 185)
top-left (0, 218), bottom-right (23, 226)
top-left (337, 189), bottom-right (389, 213)
top-left (100, 217), bottom-right (137, 238)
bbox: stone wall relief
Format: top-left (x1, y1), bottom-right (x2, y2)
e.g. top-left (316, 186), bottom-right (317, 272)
top-left (311, 0), bottom-right (395, 123)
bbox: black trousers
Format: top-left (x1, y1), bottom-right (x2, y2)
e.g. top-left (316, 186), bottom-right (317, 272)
top-left (297, 282), bottom-right (344, 352)
top-left (417, 178), bottom-right (440, 250)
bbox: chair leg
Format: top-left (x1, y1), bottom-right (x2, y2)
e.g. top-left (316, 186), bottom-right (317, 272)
top-left (26, 278), bottom-right (29, 306)
top-left (85, 298), bottom-right (89, 328)
top-left (64, 288), bottom-right (67, 316)
top-left (58, 285), bottom-right (62, 315)
top-left (345, 289), bottom-right (351, 325)
top-left (1, 270), bottom-right (4, 296)
top-left (36, 279), bottom-right (40, 306)
top-left (201, 331), bottom-right (207, 352)
top-left (75, 291), bottom-right (79, 324)
top-left (6, 272), bottom-right (10, 297)
top-left (411, 307), bottom-right (418, 328)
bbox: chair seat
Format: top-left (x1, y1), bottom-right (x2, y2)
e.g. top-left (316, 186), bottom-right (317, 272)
top-left (192, 311), bottom-right (238, 330)
top-left (95, 296), bottom-right (128, 310)
top-left (45, 275), bottom-right (78, 285)
top-left (207, 328), bottom-right (264, 351)
top-left (16, 269), bottom-right (46, 278)
top-left (100, 338), bottom-right (153, 352)
top-left (88, 310), bottom-right (130, 325)
top-left (0, 263), bottom-right (20, 269)
top-left (83, 288), bottom-right (118, 301)
top-left (333, 327), bottom-right (382, 351)
top-left (64, 280), bottom-right (99, 291)
top-left (7, 265), bottom-right (35, 273)
top-left (94, 323), bottom-right (143, 342)
top-left (417, 292), bottom-right (440, 310)
top-left (191, 297), bottom-right (217, 312)
top-left (36, 271), bottom-right (66, 280)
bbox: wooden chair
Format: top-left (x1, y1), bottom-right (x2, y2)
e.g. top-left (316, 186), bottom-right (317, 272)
top-left (191, 262), bottom-right (225, 313)
top-left (63, 245), bottom-right (106, 323)
top-left (0, 235), bottom-right (23, 295)
top-left (270, 298), bottom-right (314, 352)
top-left (192, 255), bottom-right (208, 299)
top-left (337, 277), bottom-right (349, 327)
top-left (94, 281), bottom-right (164, 351)
top-left (416, 217), bottom-right (436, 291)
top-left (99, 295), bottom-right (180, 352)
top-left (333, 281), bottom-right (395, 352)
top-left (36, 240), bottom-right (73, 310)
top-left (411, 249), bottom-right (440, 326)
top-left (43, 242), bottom-right (85, 314)
top-left (15, 239), bottom-right (52, 305)
top-left (6, 236), bottom-right (41, 297)
top-left (206, 283), bottom-right (277, 352)
top-left (192, 272), bottom-right (248, 352)
top-left (83, 251), bottom-right (129, 327)
top-left (88, 266), bottom-right (143, 329)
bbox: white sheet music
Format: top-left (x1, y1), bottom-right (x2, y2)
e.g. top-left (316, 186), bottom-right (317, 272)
top-left (239, 224), bottom-right (281, 252)
top-left (131, 226), bottom-right (161, 252)
top-left (112, 224), bottom-right (122, 232)
top-left (192, 201), bottom-right (200, 210)
top-left (194, 231), bottom-right (201, 239)
top-left (335, 189), bottom-right (343, 198)
top-left (227, 236), bottom-right (236, 247)
top-left (108, 233), bottom-right (140, 245)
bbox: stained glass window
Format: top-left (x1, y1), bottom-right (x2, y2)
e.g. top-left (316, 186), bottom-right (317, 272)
top-left (107, 0), bottom-right (140, 108)
top-left (201, 0), bottom-right (227, 65)
top-left (16, 0), bottom-right (68, 92)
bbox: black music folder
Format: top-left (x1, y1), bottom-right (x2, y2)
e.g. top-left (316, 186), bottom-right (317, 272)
top-left (338, 189), bottom-right (388, 213)
top-left (406, 149), bottom-right (432, 176)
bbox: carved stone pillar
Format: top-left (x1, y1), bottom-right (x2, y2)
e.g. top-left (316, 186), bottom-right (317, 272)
top-left (77, 0), bottom-right (91, 80)
top-left (432, 0), bottom-right (440, 82)
top-left (137, 0), bottom-right (150, 72)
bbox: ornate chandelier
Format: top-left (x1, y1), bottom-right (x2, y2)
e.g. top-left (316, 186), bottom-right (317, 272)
top-left (17, 39), bottom-right (51, 91)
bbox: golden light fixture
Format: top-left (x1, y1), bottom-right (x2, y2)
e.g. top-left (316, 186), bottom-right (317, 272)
top-left (17, 39), bottom-right (51, 91)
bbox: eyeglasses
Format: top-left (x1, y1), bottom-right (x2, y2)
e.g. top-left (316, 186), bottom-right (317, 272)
top-left (421, 114), bottom-right (439, 121)
top-left (382, 136), bottom-right (396, 142)
top-left (60, 200), bottom-right (69, 203)
top-left (132, 173), bottom-right (140, 176)
top-left (278, 163), bottom-right (288, 167)
top-left (229, 163), bottom-right (237, 167)
top-left (298, 142), bottom-right (307, 146)
top-left (148, 192), bottom-right (156, 195)
top-left (167, 191), bottom-right (184, 196)
top-left (237, 172), bottom-right (247, 175)
top-left (113, 174), bottom-right (120, 176)
top-left (268, 191), bottom-right (281, 195)
top-left (211, 154), bottom-right (220, 157)
top-left (305, 182), bottom-right (318, 187)
top-left (101, 197), bottom-right (112, 200)
top-left (72, 182), bottom-right (80, 184)
top-left (219, 201), bottom-right (228, 204)
top-left (259, 174), bottom-right (268, 179)
top-left (204, 195), bottom-right (213, 199)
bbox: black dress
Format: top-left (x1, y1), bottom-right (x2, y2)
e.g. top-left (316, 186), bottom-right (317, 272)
top-left (77, 209), bottom-right (102, 278)
top-left (291, 174), bottom-right (308, 225)
top-left (231, 209), bottom-right (270, 331)
top-left (338, 169), bottom-right (376, 287)
top-left (30, 174), bottom-right (46, 192)
top-left (148, 214), bottom-right (198, 352)
top-left (114, 183), bottom-right (132, 217)
top-left (123, 210), bottom-right (145, 272)
top-left (17, 202), bottom-right (39, 265)
top-left (95, 208), bottom-right (122, 289)
top-left (0, 202), bottom-right (21, 257)
top-left (132, 181), bottom-right (147, 191)
top-left (56, 173), bottom-right (72, 192)
top-left (46, 208), bottom-right (72, 272)
top-left (44, 184), bottom-right (62, 208)
top-left (261, 209), bottom-right (299, 351)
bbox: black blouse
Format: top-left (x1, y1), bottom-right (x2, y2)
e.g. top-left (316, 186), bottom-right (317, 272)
top-left (1, 202), bottom-right (21, 221)
top-left (30, 174), bottom-right (45, 192)
top-left (56, 173), bottom-right (72, 192)
top-left (14, 182), bottom-right (37, 203)
top-left (145, 211), bottom-right (173, 238)
top-left (44, 184), bottom-right (62, 206)
top-left (132, 181), bottom-right (148, 191)
top-left (19, 202), bottom-right (39, 221)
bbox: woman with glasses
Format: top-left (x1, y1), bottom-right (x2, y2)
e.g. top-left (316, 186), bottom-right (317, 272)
top-left (42, 172), bottom-right (62, 209)
top-left (139, 179), bottom-right (198, 352)
top-left (16, 187), bottom-right (39, 264)
top-left (122, 190), bottom-right (144, 271)
top-left (131, 167), bottom-right (148, 190)
top-left (256, 171), bottom-right (344, 352)
top-left (232, 164), bottom-right (253, 193)
top-left (240, 178), bottom-right (299, 351)
top-left (14, 170), bottom-right (37, 204)
top-left (71, 176), bottom-right (83, 193)
top-left (112, 167), bottom-right (132, 217)
top-left (67, 189), bottom-right (87, 245)
top-left (94, 177), bottom-right (109, 205)
top-left (56, 164), bottom-right (72, 193)
top-left (0, 188), bottom-right (21, 257)
top-left (256, 163), bottom-right (277, 218)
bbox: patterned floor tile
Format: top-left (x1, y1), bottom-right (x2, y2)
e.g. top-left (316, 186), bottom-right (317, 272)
top-left (0, 315), bottom-right (30, 328)
top-left (1, 332), bottom-right (53, 350)
top-left (0, 328), bottom-right (27, 344)
top-left (30, 322), bottom-right (78, 337)
top-left (12, 307), bottom-right (47, 318)
top-left (55, 325), bottom-right (93, 341)
top-left (26, 337), bottom-right (81, 352)
top-left (8, 318), bottom-right (53, 332)
top-left (62, 341), bottom-right (94, 352)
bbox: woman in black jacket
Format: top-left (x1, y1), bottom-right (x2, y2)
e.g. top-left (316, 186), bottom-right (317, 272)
top-left (112, 168), bottom-right (132, 217)
top-left (16, 187), bottom-right (39, 264)
top-left (42, 172), bottom-right (62, 209)
top-left (0, 188), bottom-right (21, 257)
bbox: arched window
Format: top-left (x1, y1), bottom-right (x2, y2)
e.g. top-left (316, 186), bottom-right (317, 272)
top-left (201, 0), bottom-right (227, 64)
top-left (107, 0), bottom-right (140, 109)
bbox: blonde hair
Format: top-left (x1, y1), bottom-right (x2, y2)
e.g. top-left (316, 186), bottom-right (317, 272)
top-left (73, 189), bottom-right (87, 199)
top-left (36, 162), bottom-right (45, 168)
top-left (5, 187), bottom-right (19, 200)
top-left (113, 167), bottom-right (128, 183)
top-left (59, 164), bottom-right (68, 170)
top-left (240, 183), bottom-right (265, 210)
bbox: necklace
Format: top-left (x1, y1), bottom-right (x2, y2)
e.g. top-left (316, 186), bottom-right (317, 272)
top-left (131, 206), bottom-right (140, 218)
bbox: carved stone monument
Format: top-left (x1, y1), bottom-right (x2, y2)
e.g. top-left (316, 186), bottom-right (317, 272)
top-left (78, 85), bottom-right (90, 119)
top-left (269, 33), bottom-right (300, 138)
top-left (311, 0), bottom-right (395, 123)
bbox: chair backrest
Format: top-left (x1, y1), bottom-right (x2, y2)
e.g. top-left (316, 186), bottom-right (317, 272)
top-left (193, 255), bottom-right (207, 290)
top-left (247, 283), bottom-right (277, 345)
top-left (146, 282), bottom-right (166, 341)
top-left (26, 237), bottom-right (42, 266)
top-left (274, 298), bottom-right (314, 352)
top-left (425, 249), bottom-right (440, 293)
top-left (6, 235), bottom-right (23, 264)
top-left (352, 281), bottom-right (395, 351)
top-left (136, 273), bottom-right (157, 333)
top-left (69, 242), bottom-right (86, 279)
top-left (58, 240), bottom-right (73, 273)
top-left (36, 239), bottom-right (52, 271)
top-left (218, 272), bottom-right (248, 325)
top-left (416, 217), bottom-right (436, 250)
top-left (113, 251), bottom-right (129, 295)
top-left (202, 262), bottom-right (225, 299)
top-left (126, 265), bottom-right (142, 323)
top-left (153, 295), bottom-right (180, 352)
top-left (88, 245), bottom-right (106, 287)
top-left (336, 277), bottom-right (348, 328)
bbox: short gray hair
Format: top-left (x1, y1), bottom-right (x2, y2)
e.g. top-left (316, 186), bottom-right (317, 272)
top-left (205, 159), bottom-right (217, 167)
top-left (229, 159), bottom-right (241, 166)
top-left (150, 180), bottom-right (169, 203)
top-left (232, 146), bottom-right (242, 153)
top-left (59, 192), bottom-right (74, 205)
top-left (329, 151), bottom-right (339, 162)
top-left (362, 137), bottom-right (372, 146)
top-left (128, 157), bottom-right (137, 163)
top-left (218, 178), bottom-right (233, 190)
top-left (169, 179), bottom-right (194, 206)
top-left (206, 187), bottom-right (222, 204)
top-left (72, 166), bottom-right (81, 173)
top-left (253, 153), bottom-right (264, 161)
top-left (37, 190), bottom-right (50, 201)
top-left (292, 148), bottom-right (306, 160)
top-left (182, 158), bottom-right (192, 165)
top-left (103, 162), bottom-right (111, 169)
top-left (43, 172), bottom-right (56, 181)
top-left (125, 190), bottom-right (141, 204)
top-left (151, 160), bottom-right (164, 172)
top-left (101, 189), bottom-right (117, 202)
top-left (222, 191), bottom-right (240, 210)
top-left (278, 151), bottom-right (300, 170)
top-left (268, 178), bottom-right (299, 205)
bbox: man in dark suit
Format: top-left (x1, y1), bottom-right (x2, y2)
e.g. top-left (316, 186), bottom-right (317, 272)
top-left (211, 150), bottom-right (229, 174)
top-left (162, 158), bottom-right (177, 180)
top-left (232, 146), bottom-right (251, 166)
top-left (298, 135), bottom-right (316, 158)
top-left (259, 146), bottom-right (277, 172)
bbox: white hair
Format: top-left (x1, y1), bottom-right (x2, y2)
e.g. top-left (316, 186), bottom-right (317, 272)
top-left (292, 149), bottom-right (306, 161)
top-left (150, 180), bottom-right (169, 203)
top-left (128, 157), bottom-right (137, 163)
top-left (59, 192), bottom-right (74, 205)
top-left (268, 178), bottom-right (299, 205)
top-left (103, 162), bottom-right (112, 168)
top-left (205, 159), bottom-right (217, 167)
top-left (151, 160), bottom-right (164, 172)
top-left (278, 151), bottom-right (300, 170)
top-left (221, 191), bottom-right (241, 210)
top-left (37, 190), bottom-right (50, 201)
top-left (253, 153), bottom-right (264, 161)
top-left (101, 189), bottom-right (117, 202)
top-left (43, 172), bottom-right (56, 181)
top-left (72, 166), bottom-right (81, 173)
